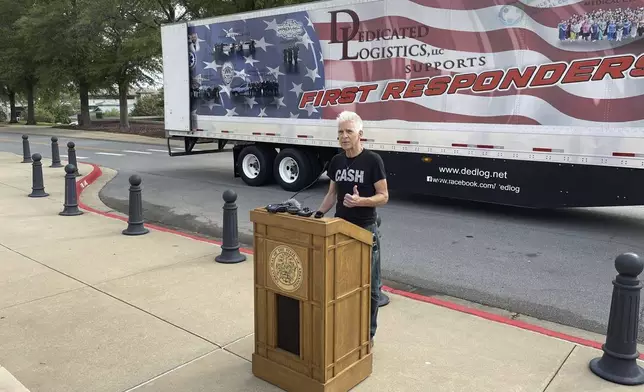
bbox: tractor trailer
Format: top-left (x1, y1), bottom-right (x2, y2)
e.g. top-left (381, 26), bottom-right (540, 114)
top-left (160, 0), bottom-right (644, 208)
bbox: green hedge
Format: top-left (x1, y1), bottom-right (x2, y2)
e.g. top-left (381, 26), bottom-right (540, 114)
top-left (131, 93), bottom-right (163, 117)
top-left (35, 103), bottom-right (75, 124)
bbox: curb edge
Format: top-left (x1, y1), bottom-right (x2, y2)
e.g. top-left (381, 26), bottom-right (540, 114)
top-left (75, 162), bottom-right (253, 254)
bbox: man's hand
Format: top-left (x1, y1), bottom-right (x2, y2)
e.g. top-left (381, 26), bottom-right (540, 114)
top-left (343, 185), bottom-right (362, 208)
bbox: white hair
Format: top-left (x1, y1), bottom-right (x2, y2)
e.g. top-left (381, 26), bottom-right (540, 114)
top-left (336, 110), bottom-right (363, 131)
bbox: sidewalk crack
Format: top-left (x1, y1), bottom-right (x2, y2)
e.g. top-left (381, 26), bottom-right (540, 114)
top-left (0, 181), bottom-right (29, 192)
top-left (0, 181), bottom-right (64, 203)
top-left (121, 348), bottom-right (221, 392)
top-left (221, 332), bottom-right (255, 363)
top-left (542, 345), bottom-right (576, 392)
top-left (0, 286), bottom-right (88, 311)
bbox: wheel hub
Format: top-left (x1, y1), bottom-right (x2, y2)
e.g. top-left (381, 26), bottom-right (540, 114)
top-left (242, 154), bottom-right (260, 179)
top-left (278, 157), bottom-right (299, 184)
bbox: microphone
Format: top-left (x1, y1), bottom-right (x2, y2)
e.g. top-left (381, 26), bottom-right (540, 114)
top-left (283, 198), bottom-right (301, 209)
top-left (266, 197), bottom-right (301, 214)
top-left (266, 161), bottom-right (330, 216)
top-left (265, 197), bottom-right (313, 216)
top-left (284, 198), bottom-right (304, 215)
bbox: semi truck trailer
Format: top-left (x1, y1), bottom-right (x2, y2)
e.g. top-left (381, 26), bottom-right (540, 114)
top-left (160, 0), bottom-right (644, 208)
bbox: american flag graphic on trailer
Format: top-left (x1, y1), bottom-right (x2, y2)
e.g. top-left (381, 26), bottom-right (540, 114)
top-left (187, 0), bottom-right (644, 127)
top-left (187, 11), bottom-right (325, 120)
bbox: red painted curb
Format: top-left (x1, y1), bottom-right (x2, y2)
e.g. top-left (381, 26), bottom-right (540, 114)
top-left (75, 163), bottom-right (641, 359)
top-left (75, 162), bottom-right (254, 254)
top-left (383, 286), bottom-right (618, 354)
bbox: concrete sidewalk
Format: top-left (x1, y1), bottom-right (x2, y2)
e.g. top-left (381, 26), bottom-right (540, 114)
top-left (0, 152), bottom-right (642, 392)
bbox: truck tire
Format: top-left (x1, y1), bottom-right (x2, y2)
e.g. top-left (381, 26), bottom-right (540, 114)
top-left (237, 145), bottom-right (276, 186)
top-left (274, 148), bottom-right (313, 192)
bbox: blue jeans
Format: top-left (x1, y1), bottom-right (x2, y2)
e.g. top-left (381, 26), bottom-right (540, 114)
top-left (363, 223), bottom-right (381, 340)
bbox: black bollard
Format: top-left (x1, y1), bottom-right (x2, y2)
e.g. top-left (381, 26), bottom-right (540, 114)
top-left (215, 189), bottom-right (246, 264)
top-left (589, 252), bottom-right (644, 385)
top-left (122, 174), bottom-right (150, 236)
top-left (67, 141), bottom-right (80, 176)
top-left (59, 164), bottom-right (83, 216)
top-left (22, 135), bottom-right (32, 163)
top-left (50, 137), bottom-right (63, 168)
top-left (28, 153), bottom-right (49, 198)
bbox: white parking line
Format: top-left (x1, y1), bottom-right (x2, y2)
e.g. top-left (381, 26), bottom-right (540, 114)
top-left (60, 154), bottom-right (89, 159)
top-left (95, 152), bottom-right (125, 156)
top-left (147, 149), bottom-right (168, 153)
top-left (123, 150), bottom-right (152, 155)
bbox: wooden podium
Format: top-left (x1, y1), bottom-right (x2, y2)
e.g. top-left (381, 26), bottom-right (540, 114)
top-left (249, 207), bottom-right (373, 392)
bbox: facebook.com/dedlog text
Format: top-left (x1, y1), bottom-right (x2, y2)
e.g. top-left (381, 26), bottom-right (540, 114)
top-left (427, 166), bottom-right (521, 194)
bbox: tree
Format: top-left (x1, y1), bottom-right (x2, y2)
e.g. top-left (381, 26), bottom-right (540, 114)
top-left (19, 0), bottom-right (110, 126)
top-left (125, 0), bottom-right (189, 25)
top-left (0, 3), bottom-right (19, 124)
top-left (0, 84), bottom-right (19, 123)
top-left (0, 0), bottom-right (40, 125)
top-left (180, 0), bottom-right (318, 19)
top-left (96, 0), bottom-right (162, 129)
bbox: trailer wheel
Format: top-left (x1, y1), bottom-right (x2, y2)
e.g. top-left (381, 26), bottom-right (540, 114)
top-left (237, 145), bottom-right (276, 186)
top-left (274, 148), bottom-right (313, 191)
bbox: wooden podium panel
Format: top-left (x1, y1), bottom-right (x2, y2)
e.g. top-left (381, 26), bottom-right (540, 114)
top-left (250, 208), bottom-right (373, 392)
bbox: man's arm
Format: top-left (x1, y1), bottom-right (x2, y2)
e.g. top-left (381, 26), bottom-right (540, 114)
top-left (317, 180), bottom-right (337, 213)
top-left (356, 179), bottom-right (388, 207)
top-left (358, 152), bottom-right (388, 207)
top-left (343, 179), bottom-right (389, 208)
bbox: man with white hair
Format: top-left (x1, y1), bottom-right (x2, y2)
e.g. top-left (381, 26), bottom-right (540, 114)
top-left (316, 110), bottom-right (389, 347)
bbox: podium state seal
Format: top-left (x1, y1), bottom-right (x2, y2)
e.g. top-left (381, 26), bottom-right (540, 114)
top-left (269, 245), bottom-right (303, 292)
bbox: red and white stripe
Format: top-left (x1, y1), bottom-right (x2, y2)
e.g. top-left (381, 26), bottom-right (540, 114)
top-left (307, 0), bottom-right (644, 127)
top-left (396, 140), bottom-right (419, 145)
top-left (613, 151), bottom-right (644, 157)
top-left (452, 143), bottom-right (504, 149)
top-left (533, 147), bottom-right (564, 153)
top-left (251, 131), bottom-right (281, 136)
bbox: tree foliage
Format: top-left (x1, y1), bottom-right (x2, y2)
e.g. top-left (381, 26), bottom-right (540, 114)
top-left (131, 92), bottom-right (164, 116)
top-left (18, 0), bottom-right (107, 125)
top-left (0, 0), bottom-right (41, 124)
top-left (0, 0), bottom-right (318, 128)
top-left (94, 0), bottom-right (162, 128)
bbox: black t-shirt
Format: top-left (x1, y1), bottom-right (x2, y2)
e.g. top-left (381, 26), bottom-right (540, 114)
top-left (328, 149), bottom-right (386, 228)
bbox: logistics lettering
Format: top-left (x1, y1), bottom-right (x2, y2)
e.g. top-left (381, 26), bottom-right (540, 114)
top-left (327, 9), bottom-right (486, 71)
top-left (298, 54), bottom-right (644, 109)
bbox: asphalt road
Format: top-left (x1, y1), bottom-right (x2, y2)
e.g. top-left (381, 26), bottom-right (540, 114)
top-left (3, 128), bottom-right (644, 341)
